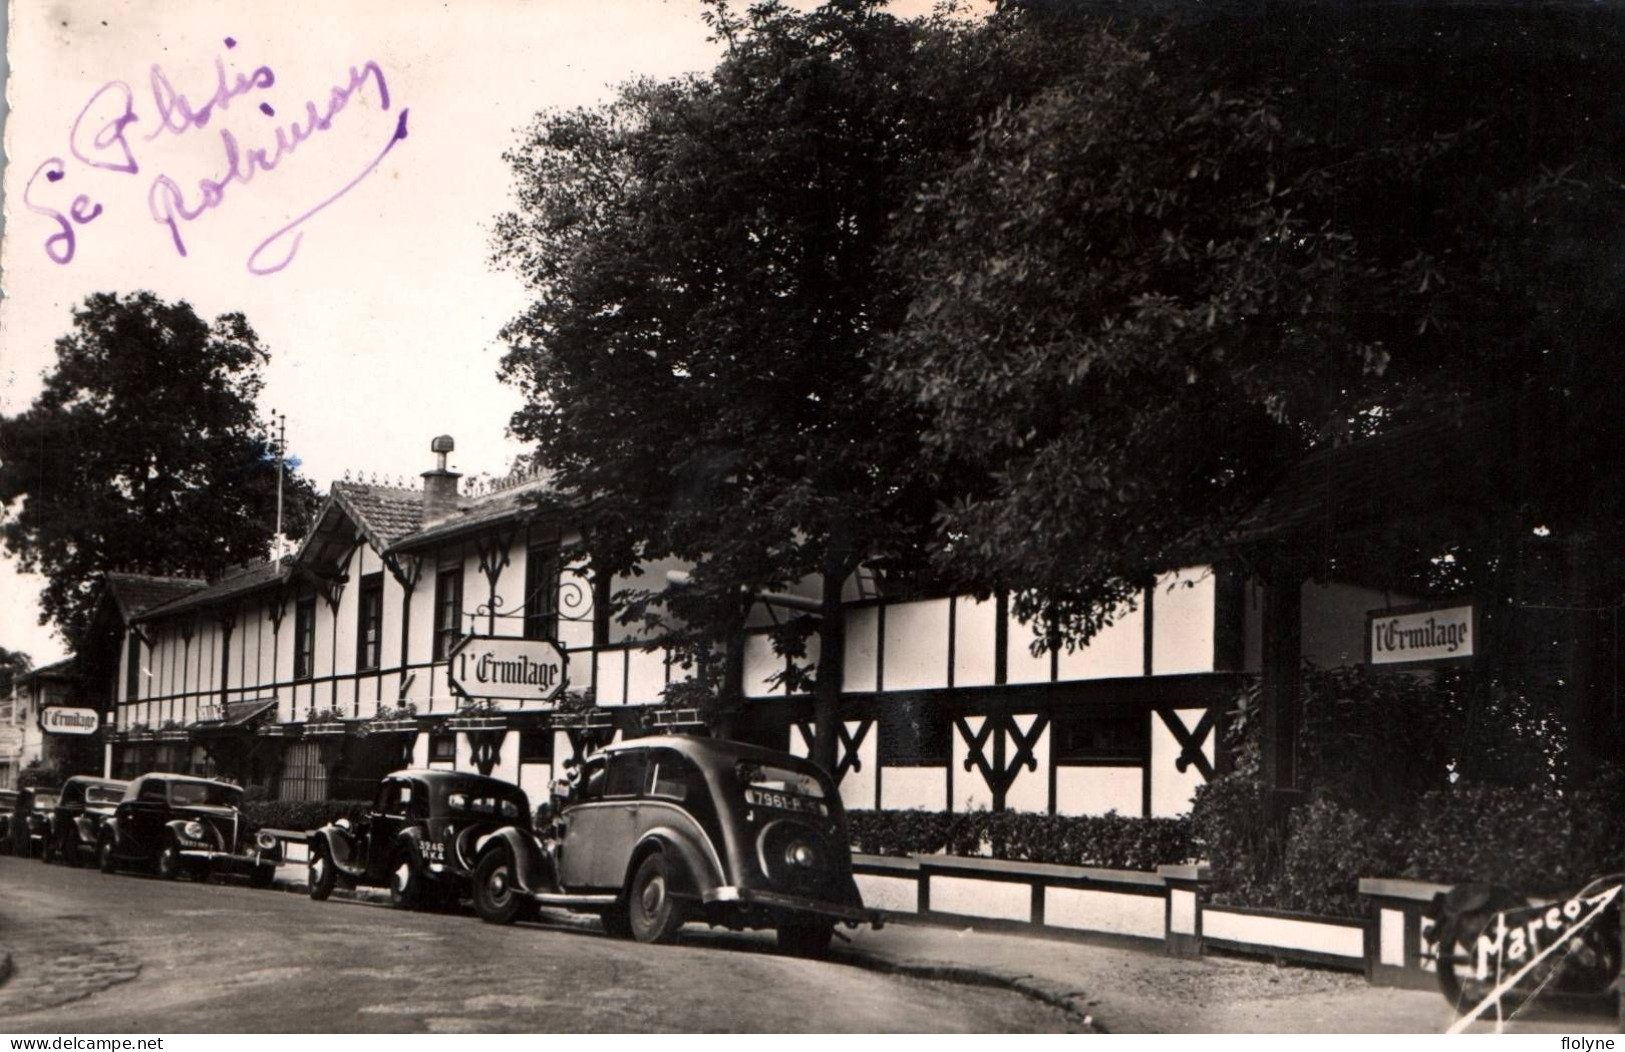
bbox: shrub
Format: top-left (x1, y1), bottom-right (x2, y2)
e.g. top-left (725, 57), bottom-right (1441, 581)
top-left (1277, 798), bottom-right (1405, 917)
top-left (244, 799), bottom-right (370, 833)
top-left (846, 809), bottom-right (1195, 871)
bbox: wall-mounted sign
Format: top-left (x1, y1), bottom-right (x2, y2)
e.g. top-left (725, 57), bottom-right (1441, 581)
top-left (447, 636), bottom-right (568, 705)
top-left (1367, 603), bottom-right (1475, 667)
top-left (38, 706), bottom-right (103, 736)
top-left (0, 726), bottom-right (22, 753)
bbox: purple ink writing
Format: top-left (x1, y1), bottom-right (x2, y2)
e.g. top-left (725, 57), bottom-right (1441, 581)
top-left (146, 56), bottom-right (275, 139)
top-left (71, 81), bottom-right (140, 174)
top-left (25, 159), bottom-right (103, 265)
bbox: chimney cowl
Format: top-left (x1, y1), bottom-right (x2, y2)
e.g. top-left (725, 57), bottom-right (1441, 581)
top-left (422, 435), bottom-right (461, 522)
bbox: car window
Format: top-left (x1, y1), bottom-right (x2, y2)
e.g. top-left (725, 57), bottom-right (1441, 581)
top-left (448, 792), bottom-right (524, 818)
top-left (34, 794), bottom-right (59, 810)
top-left (138, 781), bottom-right (167, 802)
top-left (648, 750), bottom-right (694, 801)
top-left (604, 751), bottom-right (651, 798)
top-left (737, 760), bottom-right (829, 816)
top-left (85, 785), bottom-right (124, 805)
top-left (577, 758), bottom-right (608, 801)
top-left (168, 782), bottom-right (242, 808)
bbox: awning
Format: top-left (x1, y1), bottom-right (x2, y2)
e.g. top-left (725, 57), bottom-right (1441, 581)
top-left (190, 698), bottom-right (280, 736)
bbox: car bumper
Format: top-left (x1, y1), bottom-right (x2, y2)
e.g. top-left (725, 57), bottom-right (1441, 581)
top-left (702, 886), bottom-right (884, 928)
top-left (178, 849), bottom-right (278, 871)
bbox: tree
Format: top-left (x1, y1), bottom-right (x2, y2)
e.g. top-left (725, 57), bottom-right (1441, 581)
top-left (495, 1), bottom-right (1060, 769)
top-left (0, 292), bottom-right (319, 650)
top-left (878, 3), bottom-right (1625, 643)
top-left (0, 647), bottom-right (31, 697)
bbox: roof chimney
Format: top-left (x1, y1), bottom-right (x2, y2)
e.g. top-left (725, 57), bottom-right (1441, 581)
top-left (421, 435), bottom-right (461, 522)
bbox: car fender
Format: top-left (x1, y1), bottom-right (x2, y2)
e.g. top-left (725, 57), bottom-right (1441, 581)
top-left (165, 818), bottom-right (219, 850)
top-left (627, 826), bottom-right (723, 899)
top-left (474, 826), bottom-right (552, 893)
top-left (393, 826), bottom-right (428, 874)
top-left (309, 825), bottom-right (364, 875)
top-left (71, 814), bottom-right (102, 844)
top-left (101, 815), bottom-right (123, 848)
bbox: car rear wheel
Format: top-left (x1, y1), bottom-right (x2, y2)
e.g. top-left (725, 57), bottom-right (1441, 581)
top-left (308, 842), bottom-right (337, 901)
top-left (628, 853), bottom-right (684, 944)
top-left (157, 837), bottom-right (184, 881)
top-left (473, 850), bottom-right (524, 925)
top-left (777, 920), bottom-right (835, 959)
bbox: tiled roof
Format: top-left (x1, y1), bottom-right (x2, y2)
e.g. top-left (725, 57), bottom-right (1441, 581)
top-left (136, 559), bottom-right (292, 621)
top-left (16, 657), bottom-right (77, 683)
top-left (105, 573), bottom-right (206, 620)
top-left (331, 482), bottom-right (424, 550)
top-left (389, 476), bottom-right (571, 551)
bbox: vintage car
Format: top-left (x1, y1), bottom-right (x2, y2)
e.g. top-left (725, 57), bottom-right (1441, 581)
top-left (11, 788), bottom-right (60, 859)
top-left (307, 769), bottom-right (531, 910)
top-left (98, 773), bottom-right (280, 886)
top-left (42, 776), bottom-right (129, 866)
top-left (0, 789), bottom-right (18, 855)
top-left (470, 735), bottom-right (882, 956)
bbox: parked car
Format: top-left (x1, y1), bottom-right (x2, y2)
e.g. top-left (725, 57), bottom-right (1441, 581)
top-left (470, 735), bottom-right (882, 956)
top-left (98, 773), bottom-right (280, 886)
top-left (0, 789), bottom-right (18, 856)
top-left (11, 788), bottom-right (59, 859)
top-left (42, 776), bottom-right (129, 866)
top-left (307, 769), bottom-right (531, 910)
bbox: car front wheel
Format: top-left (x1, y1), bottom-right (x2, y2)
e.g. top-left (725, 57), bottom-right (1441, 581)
top-left (628, 853), bottom-right (684, 944)
top-left (473, 850), bottom-right (524, 925)
top-left (157, 838), bottom-right (184, 881)
top-left (308, 842), bottom-right (337, 901)
top-left (98, 835), bottom-right (117, 874)
top-left (389, 857), bottom-right (423, 910)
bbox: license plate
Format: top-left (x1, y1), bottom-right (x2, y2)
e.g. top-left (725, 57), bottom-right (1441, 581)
top-left (744, 787), bottom-right (827, 816)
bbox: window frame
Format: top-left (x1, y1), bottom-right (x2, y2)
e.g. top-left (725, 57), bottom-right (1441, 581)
top-left (432, 562), bottom-right (463, 661)
top-left (356, 573), bottom-right (384, 672)
top-left (293, 597), bottom-right (317, 681)
top-left (523, 547), bottom-right (561, 641)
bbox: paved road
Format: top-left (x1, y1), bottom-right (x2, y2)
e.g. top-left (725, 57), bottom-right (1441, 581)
top-left (0, 856), bottom-right (1082, 1032)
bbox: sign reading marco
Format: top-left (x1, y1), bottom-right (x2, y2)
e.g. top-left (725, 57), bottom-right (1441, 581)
top-left (447, 635), bottom-right (569, 705)
top-left (1366, 602), bottom-right (1475, 667)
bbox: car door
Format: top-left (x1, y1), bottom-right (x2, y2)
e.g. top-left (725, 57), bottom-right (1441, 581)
top-left (556, 755), bottom-right (613, 890)
top-left (125, 779), bottom-right (170, 857)
top-left (365, 779), bottom-right (410, 882)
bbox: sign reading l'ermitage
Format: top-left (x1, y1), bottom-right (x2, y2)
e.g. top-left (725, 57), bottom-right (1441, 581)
top-left (38, 706), bottom-right (103, 736)
top-left (1367, 602), bottom-right (1475, 666)
top-left (446, 635), bottom-right (569, 706)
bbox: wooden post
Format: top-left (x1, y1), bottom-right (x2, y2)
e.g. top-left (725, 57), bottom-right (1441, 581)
top-left (1260, 565), bottom-right (1304, 812)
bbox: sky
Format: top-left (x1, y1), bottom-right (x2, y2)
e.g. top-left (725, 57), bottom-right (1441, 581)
top-left (0, 0), bottom-right (794, 666)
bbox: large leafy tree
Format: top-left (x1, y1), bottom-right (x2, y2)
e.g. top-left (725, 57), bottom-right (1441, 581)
top-left (0, 647), bottom-right (32, 698)
top-left (494, 2), bottom-right (1073, 768)
top-left (0, 292), bottom-right (318, 650)
top-left (879, 3), bottom-right (1625, 641)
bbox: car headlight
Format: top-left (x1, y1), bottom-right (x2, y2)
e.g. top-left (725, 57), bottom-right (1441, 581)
top-left (787, 840), bottom-right (817, 869)
top-left (256, 831), bottom-right (278, 851)
top-left (183, 821), bottom-right (206, 840)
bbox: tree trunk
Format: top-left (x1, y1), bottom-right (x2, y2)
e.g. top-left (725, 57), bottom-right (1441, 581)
top-left (812, 567), bottom-right (847, 776)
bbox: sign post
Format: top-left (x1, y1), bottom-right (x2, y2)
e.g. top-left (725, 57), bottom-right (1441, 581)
top-left (446, 636), bottom-right (569, 707)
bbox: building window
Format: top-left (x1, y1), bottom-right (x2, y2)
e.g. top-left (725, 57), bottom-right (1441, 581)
top-left (519, 729), bottom-right (553, 764)
top-left (433, 563), bottom-right (463, 661)
top-left (1051, 712), bottom-right (1147, 765)
top-left (279, 741), bottom-right (329, 802)
top-left (356, 573), bottom-right (384, 671)
top-left (293, 597), bottom-right (317, 681)
top-left (429, 732), bottom-right (456, 764)
top-left (125, 632), bottom-right (142, 701)
top-left (523, 548), bottom-right (560, 641)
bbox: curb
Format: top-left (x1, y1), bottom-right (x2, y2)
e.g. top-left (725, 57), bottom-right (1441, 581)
top-left (268, 871), bottom-right (1102, 1030)
top-left (834, 950), bottom-right (1104, 1032)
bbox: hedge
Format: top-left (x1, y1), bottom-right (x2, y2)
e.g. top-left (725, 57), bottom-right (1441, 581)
top-left (243, 800), bottom-right (371, 833)
top-left (846, 809), bottom-right (1195, 872)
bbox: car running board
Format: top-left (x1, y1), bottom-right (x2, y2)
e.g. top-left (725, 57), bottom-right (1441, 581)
top-left (524, 891), bottom-right (618, 906)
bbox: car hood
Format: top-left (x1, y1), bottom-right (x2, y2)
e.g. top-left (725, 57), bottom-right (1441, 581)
top-left (173, 804), bottom-right (243, 821)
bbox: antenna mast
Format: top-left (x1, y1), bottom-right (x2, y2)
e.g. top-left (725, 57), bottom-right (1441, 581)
top-left (273, 410), bottom-right (287, 560)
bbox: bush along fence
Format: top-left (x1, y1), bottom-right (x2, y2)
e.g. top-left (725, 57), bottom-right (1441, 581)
top-left (844, 781), bottom-right (1624, 990)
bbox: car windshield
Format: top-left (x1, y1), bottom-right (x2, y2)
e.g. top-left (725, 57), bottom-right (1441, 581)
top-left (85, 785), bottom-right (124, 805)
top-left (32, 794), bottom-right (59, 810)
top-left (446, 791), bottom-right (526, 818)
top-left (168, 782), bottom-right (242, 808)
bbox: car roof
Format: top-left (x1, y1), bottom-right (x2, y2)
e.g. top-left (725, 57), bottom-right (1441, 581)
top-left (387, 768), bottom-right (524, 793)
top-left (63, 776), bottom-right (129, 789)
top-left (599, 734), bottom-right (830, 774)
top-left (131, 773), bottom-right (240, 790)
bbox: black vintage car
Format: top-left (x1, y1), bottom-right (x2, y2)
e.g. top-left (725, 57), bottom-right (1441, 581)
top-left (307, 769), bottom-right (531, 910)
top-left (11, 788), bottom-right (59, 859)
top-left (42, 776), bottom-right (129, 866)
top-left (98, 773), bottom-right (280, 886)
top-left (470, 736), bottom-right (881, 956)
top-left (0, 789), bottom-right (18, 855)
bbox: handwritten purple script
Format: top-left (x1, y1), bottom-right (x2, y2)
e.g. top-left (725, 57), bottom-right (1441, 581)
top-left (24, 37), bottom-right (409, 275)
